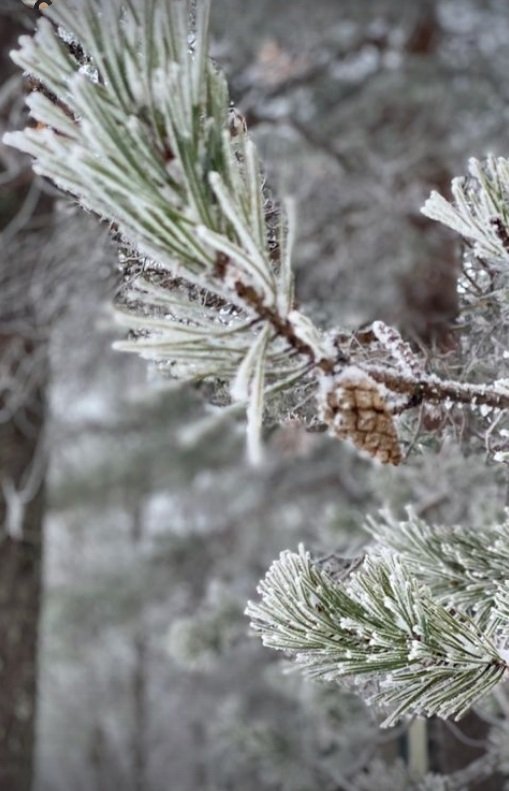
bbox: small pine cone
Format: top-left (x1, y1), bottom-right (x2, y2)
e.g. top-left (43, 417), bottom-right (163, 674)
top-left (319, 367), bottom-right (402, 465)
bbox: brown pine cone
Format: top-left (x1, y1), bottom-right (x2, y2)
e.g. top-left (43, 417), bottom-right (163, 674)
top-left (319, 368), bottom-right (402, 465)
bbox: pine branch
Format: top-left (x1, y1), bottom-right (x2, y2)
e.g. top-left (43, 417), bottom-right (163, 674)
top-left (5, 0), bottom-right (509, 465)
top-left (422, 156), bottom-right (509, 265)
top-left (366, 509), bottom-right (509, 626)
top-left (4, 0), bottom-right (321, 461)
top-left (365, 367), bottom-right (509, 411)
top-left (246, 546), bottom-right (508, 726)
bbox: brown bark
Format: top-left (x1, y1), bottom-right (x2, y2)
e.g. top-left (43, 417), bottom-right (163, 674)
top-left (0, 9), bottom-right (49, 790)
top-left (429, 713), bottom-right (503, 791)
top-left (400, 171), bottom-right (459, 348)
top-left (405, 1), bottom-right (441, 56)
top-left (0, 344), bottom-right (46, 791)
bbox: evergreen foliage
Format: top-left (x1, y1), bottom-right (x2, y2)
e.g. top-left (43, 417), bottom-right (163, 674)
top-left (246, 545), bottom-right (508, 726)
top-left (7, 0), bottom-right (509, 468)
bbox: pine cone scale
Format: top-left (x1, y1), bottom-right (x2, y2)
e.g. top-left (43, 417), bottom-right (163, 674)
top-left (320, 368), bottom-right (402, 465)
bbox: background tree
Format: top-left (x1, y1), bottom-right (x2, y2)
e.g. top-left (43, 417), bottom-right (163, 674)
top-left (0, 5), bottom-right (53, 786)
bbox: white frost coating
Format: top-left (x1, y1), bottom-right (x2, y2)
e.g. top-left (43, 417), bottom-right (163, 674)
top-left (422, 156), bottom-right (509, 264)
top-left (494, 379), bottom-right (509, 396)
top-left (371, 320), bottom-right (423, 377)
top-left (208, 171), bottom-right (276, 296)
top-left (335, 364), bottom-right (373, 386)
top-left (248, 544), bottom-right (507, 725)
top-left (230, 325), bottom-right (270, 403)
top-left (230, 325), bottom-right (271, 465)
top-left (277, 197), bottom-right (296, 316)
top-left (287, 309), bottom-right (327, 359)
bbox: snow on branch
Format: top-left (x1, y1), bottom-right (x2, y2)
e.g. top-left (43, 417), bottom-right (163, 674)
top-left (366, 509), bottom-right (509, 627)
top-left (422, 156), bottom-right (509, 265)
top-left (5, 0), bottom-right (509, 466)
top-left (4, 0), bottom-right (317, 461)
top-left (246, 546), bottom-right (508, 726)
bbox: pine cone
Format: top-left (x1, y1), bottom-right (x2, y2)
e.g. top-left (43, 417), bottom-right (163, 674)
top-left (319, 368), bottom-right (402, 465)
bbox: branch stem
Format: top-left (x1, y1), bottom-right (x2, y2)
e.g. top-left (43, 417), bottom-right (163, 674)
top-left (366, 367), bottom-right (509, 410)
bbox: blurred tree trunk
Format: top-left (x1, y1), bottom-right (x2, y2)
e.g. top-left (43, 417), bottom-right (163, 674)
top-left (401, 3), bottom-right (459, 347)
top-left (0, 346), bottom-right (47, 791)
top-left (430, 713), bottom-right (503, 791)
top-left (0, 9), bottom-right (50, 790)
top-left (405, 0), bottom-right (440, 56)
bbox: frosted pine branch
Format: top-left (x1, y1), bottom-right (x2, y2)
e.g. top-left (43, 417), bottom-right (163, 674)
top-left (4, 0), bottom-right (318, 461)
top-left (246, 546), bottom-right (508, 726)
top-left (5, 0), bottom-right (509, 465)
top-left (422, 156), bottom-right (509, 265)
top-left (366, 509), bottom-right (509, 626)
top-left (365, 367), bottom-right (509, 411)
